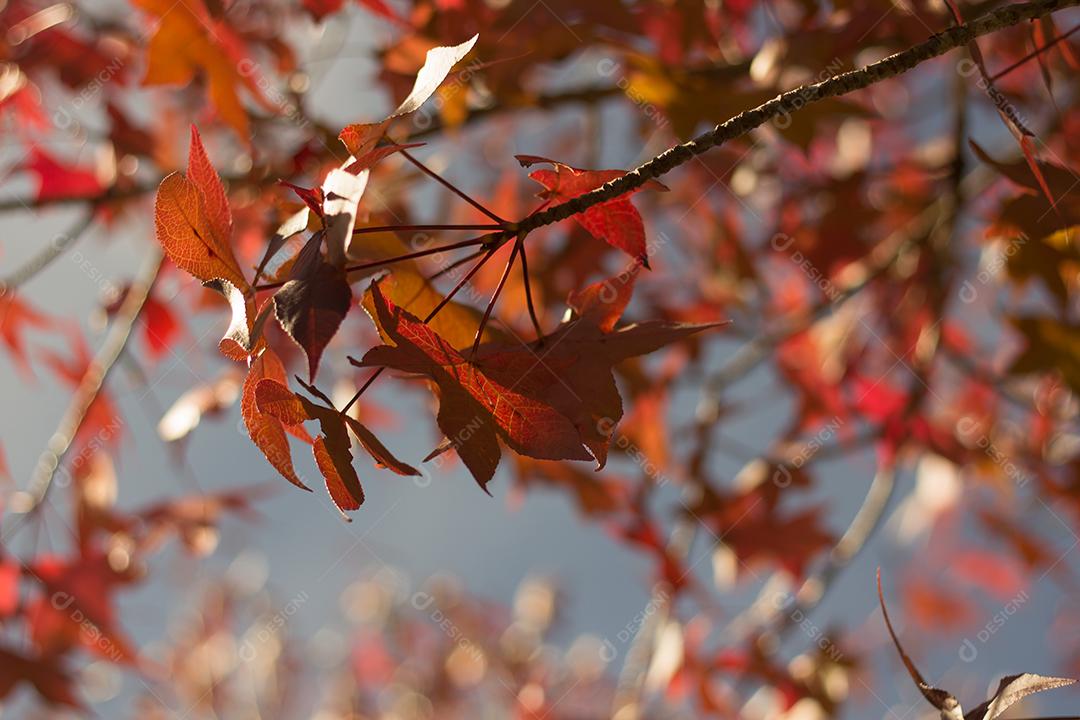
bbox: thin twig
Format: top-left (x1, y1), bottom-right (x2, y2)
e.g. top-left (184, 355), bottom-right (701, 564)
top-left (0, 211), bottom-right (95, 293)
top-left (352, 223), bottom-right (501, 235)
top-left (341, 244), bottom-right (501, 413)
top-left (5, 248), bottom-right (164, 540)
top-left (470, 241), bottom-right (519, 356)
top-left (990, 21), bottom-right (1080, 79)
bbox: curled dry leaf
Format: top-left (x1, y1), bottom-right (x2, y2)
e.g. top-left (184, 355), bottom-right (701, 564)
top-left (338, 35), bottom-right (478, 160)
top-left (208, 279), bottom-right (272, 361)
top-left (321, 168), bottom-right (369, 267)
top-left (877, 569), bottom-right (1075, 720)
top-left (964, 673), bottom-right (1076, 720)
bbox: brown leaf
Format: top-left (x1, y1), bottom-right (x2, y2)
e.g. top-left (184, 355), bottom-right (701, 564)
top-left (356, 275), bottom-right (723, 489)
top-left (313, 436), bottom-right (363, 513)
top-left (964, 673), bottom-right (1076, 720)
top-left (297, 396), bottom-right (365, 515)
top-left (272, 233), bottom-right (353, 382)
top-left (877, 569), bottom-right (964, 720)
top-left (344, 415), bottom-right (420, 476)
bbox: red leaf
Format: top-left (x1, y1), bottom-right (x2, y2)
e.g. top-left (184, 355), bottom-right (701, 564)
top-left (357, 275), bottom-right (722, 489)
top-left (518, 155), bottom-right (668, 265)
top-left (567, 261), bottom-right (642, 332)
top-left (0, 646), bottom-right (82, 708)
top-left (0, 559), bottom-right (18, 619)
top-left (255, 378), bottom-right (311, 426)
top-left (360, 281), bottom-right (590, 490)
top-left (0, 294), bottom-right (52, 375)
top-left (27, 551), bottom-right (139, 665)
top-left (23, 147), bottom-right (102, 202)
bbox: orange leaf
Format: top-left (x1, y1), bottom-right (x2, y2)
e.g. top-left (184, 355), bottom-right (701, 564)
top-left (134, 0), bottom-right (270, 137)
top-left (153, 129), bottom-right (249, 291)
top-left (313, 436), bottom-right (364, 513)
top-left (241, 350), bottom-right (311, 492)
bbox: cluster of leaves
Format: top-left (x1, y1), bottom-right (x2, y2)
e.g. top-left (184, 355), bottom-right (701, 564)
top-left (152, 39), bottom-right (718, 516)
top-left (3, 0), bottom-right (1080, 716)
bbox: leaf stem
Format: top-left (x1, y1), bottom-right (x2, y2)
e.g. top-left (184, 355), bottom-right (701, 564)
top-left (341, 243), bottom-right (502, 413)
top-left (470, 241), bottom-right (519, 357)
top-left (399, 149), bottom-right (506, 224)
top-left (516, 235), bottom-right (545, 342)
top-left (253, 235), bottom-right (493, 292)
top-left (352, 223), bottom-right (502, 235)
top-left (427, 247), bottom-right (487, 282)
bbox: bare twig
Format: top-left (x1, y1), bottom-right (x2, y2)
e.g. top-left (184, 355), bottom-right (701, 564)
top-left (5, 248), bottom-right (164, 539)
top-left (0, 211), bottom-right (95, 293)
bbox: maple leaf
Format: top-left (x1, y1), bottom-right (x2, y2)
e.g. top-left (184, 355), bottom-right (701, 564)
top-left (254, 378), bottom-right (419, 515)
top-left (0, 293), bottom-right (52, 376)
top-left (241, 349), bottom-right (313, 493)
top-left (354, 268), bottom-right (722, 489)
top-left (338, 35), bottom-right (478, 162)
top-left (517, 155), bottom-right (668, 265)
top-left (22, 147), bottom-right (103, 202)
top-left (689, 482), bottom-right (833, 580)
top-left (26, 550), bottom-right (139, 666)
top-left (134, 0), bottom-right (272, 138)
top-left (153, 126), bottom-right (250, 292)
top-left (0, 646), bottom-right (82, 709)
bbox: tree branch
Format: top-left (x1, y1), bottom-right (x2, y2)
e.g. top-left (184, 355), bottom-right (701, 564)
top-left (0, 211), bottom-right (95, 292)
top-left (4, 248), bottom-right (164, 539)
top-left (517, 0), bottom-right (1079, 235)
